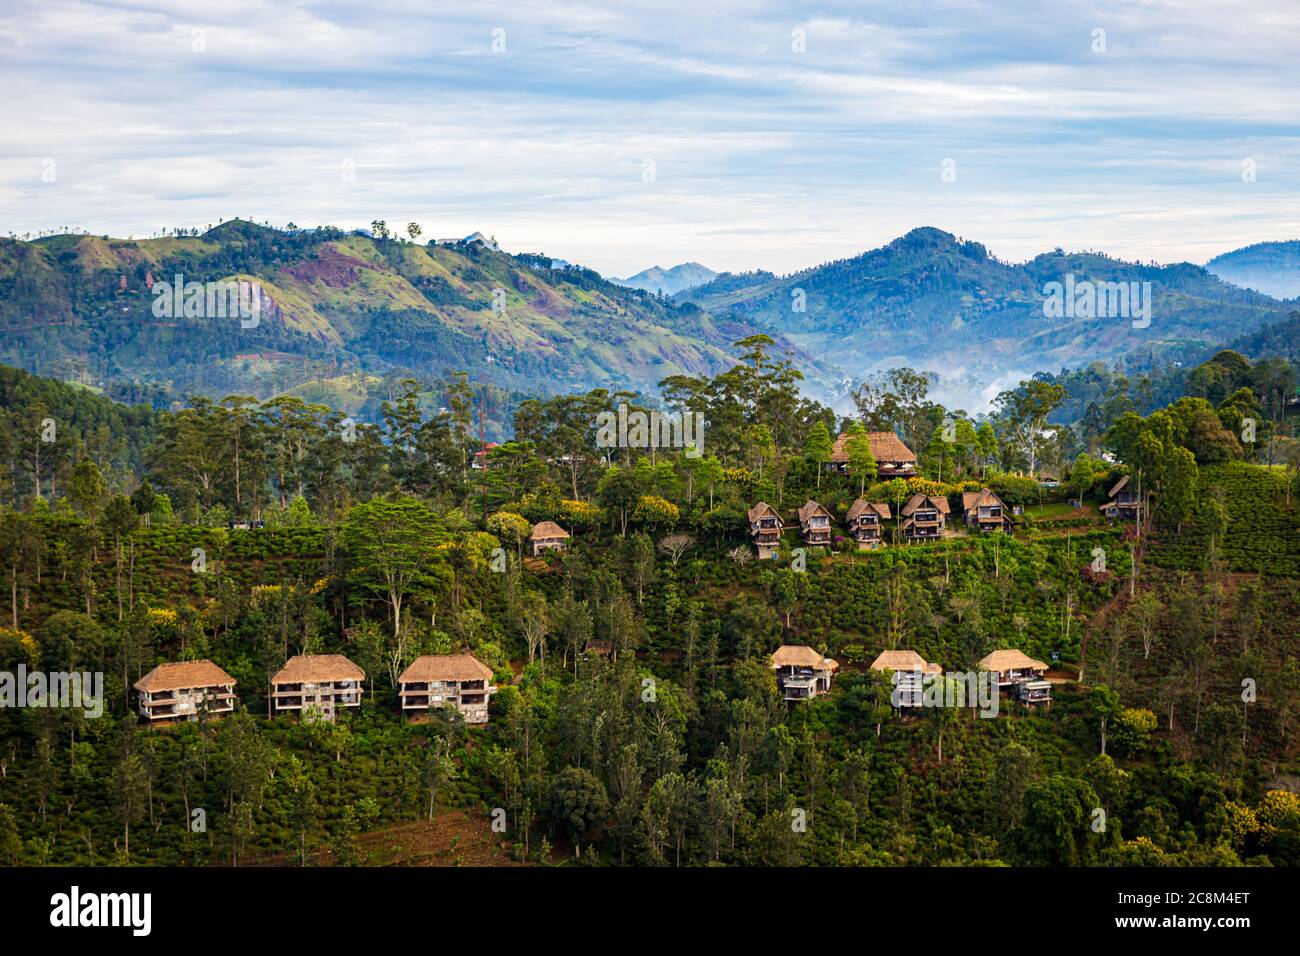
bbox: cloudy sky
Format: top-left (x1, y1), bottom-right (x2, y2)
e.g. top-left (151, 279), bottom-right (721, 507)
top-left (1, 0), bottom-right (1297, 276)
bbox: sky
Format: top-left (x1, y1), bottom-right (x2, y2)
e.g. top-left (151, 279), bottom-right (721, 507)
top-left (1, 0), bottom-right (1298, 278)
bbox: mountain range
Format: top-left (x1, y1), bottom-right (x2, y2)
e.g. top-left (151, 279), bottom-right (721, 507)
top-left (678, 227), bottom-right (1295, 408)
top-left (0, 221), bottom-right (788, 409)
top-left (1, 222), bottom-right (1295, 414)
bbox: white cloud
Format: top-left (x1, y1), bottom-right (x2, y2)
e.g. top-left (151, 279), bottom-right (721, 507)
top-left (0, 0), bottom-right (1296, 275)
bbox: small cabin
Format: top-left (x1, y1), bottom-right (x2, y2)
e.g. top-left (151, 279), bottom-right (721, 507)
top-left (961, 488), bottom-right (1014, 533)
top-left (135, 660), bottom-right (237, 723)
top-left (828, 431), bottom-right (918, 479)
top-left (1100, 475), bottom-right (1142, 522)
top-left (530, 520), bottom-right (570, 557)
top-left (398, 654), bottom-right (497, 724)
top-left (748, 502), bottom-right (784, 559)
top-left (270, 654), bottom-right (365, 723)
top-left (899, 493), bottom-right (949, 542)
top-left (796, 500), bottom-right (834, 547)
top-left (771, 645), bottom-right (838, 701)
top-left (979, 649), bottom-right (1049, 689)
top-left (869, 650), bottom-right (941, 707)
top-left (845, 498), bottom-right (891, 549)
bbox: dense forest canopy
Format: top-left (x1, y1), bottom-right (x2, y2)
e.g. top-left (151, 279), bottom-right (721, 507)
top-left (0, 336), bottom-right (1298, 868)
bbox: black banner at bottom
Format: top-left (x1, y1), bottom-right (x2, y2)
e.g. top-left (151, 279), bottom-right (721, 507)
top-left (0, 865), bottom-right (1277, 942)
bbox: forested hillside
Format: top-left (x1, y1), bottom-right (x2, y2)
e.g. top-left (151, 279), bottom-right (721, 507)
top-left (0, 221), bottom-right (793, 406)
top-left (1, 339), bottom-right (1298, 868)
top-left (680, 228), bottom-right (1292, 400)
top-left (1207, 240), bottom-right (1300, 300)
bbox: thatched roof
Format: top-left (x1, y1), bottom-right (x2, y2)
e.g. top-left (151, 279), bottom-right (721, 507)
top-left (271, 654), bottom-right (365, 684)
top-left (869, 650), bottom-right (941, 674)
top-left (797, 500), bottom-right (832, 523)
top-left (399, 654), bottom-right (493, 683)
top-left (1108, 475), bottom-right (1130, 498)
top-left (829, 430), bottom-right (917, 464)
top-left (747, 501), bottom-right (781, 523)
top-left (979, 649), bottom-right (1048, 673)
top-left (134, 660), bottom-right (235, 693)
top-left (770, 645), bottom-right (838, 671)
top-left (846, 498), bottom-right (891, 521)
top-left (961, 488), bottom-right (1006, 512)
top-left (901, 493), bottom-right (950, 516)
top-left (530, 520), bottom-right (570, 540)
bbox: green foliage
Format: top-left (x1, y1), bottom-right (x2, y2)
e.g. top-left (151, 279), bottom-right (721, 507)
top-left (1, 342), bottom-right (1298, 870)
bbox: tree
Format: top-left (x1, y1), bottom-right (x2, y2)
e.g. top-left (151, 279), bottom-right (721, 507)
top-left (486, 510), bottom-right (532, 561)
top-left (695, 457), bottom-right (724, 509)
top-left (148, 397), bottom-right (229, 511)
top-left (976, 422), bottom-right (998, 477)
top-left (282, 755), bottom-right (318, 866)
top-left (520, 591), bottom-right (550, 666)
top-left (642, 771), bottom-right (693, 866)
top-left (111, 749), bottom-right (150, 858)
top-left (1128, 590), bottom-right (1163, 660)
top-left (219, 396), bottom-right (263, 515)
top-left (771, 568), bottom-right (806, 631)
top-left (700, 773), bottom-right (743, 862)
top-left (1068, 453), bottom-right (1100, 505)
top-left (552, 591), bottom-right (593, 675)
top-left (1112, 707), bottom-right (1157, 756)
top-left (596, 467), bottom-right (641, 537)
top-left (40, 610), bottom-right (104, 673)
top-left (0, 804), bottom-right (23, 864)
top-left (632, 495), bottom-right (678, 532)
top-left (406, 221), bottom-right (423, 241)
top-left (993, 380), bottom-right (1066, 475)
top-left (545, 767), bottom-right (610, 853)
top-left (626, 533), bottom-right (656, 605)
top-left (658, 533), bottom-right (695, 568)
top-left (925, 423), bottom-right (955, 482)
top-left (843, 422), bottom-right (877, 494)
top-left (803, 420), bottom-right (834, 489)
top-left (953, 417), bottom-right (978, 475)
top-left (0, 509), bottom-right (42, 629)
top-left (854, 368), bottom-right (934, 452)
top-left (216, 709), bottom-right (276, 864)
top-left (65, 459), bottom-right (105, 517)
top-left (1020, 775), bottom-right (1102, 866)
top-left (1090, 685), bottom-right (1123, 756)
top-left (343, 495), bottom-right (443, 640)
top-left (130, 481), bottom-right (157, 527)
top-left (419, 737), bottom-right (456, 821)
top-left (1199, 495), bottom-right (1229, 564)
top-left (1157, 446), bottom-right (1198, 532)
top-left (103, 494), bottom-right (137, 619)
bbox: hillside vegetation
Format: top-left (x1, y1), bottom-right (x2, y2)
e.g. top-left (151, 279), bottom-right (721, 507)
top-left (1, 338), bottom-right (1298, 868)
top-left (0, 221), bottom-right (786, 404)
top-left (681, 227), bottom-right (1291, 393)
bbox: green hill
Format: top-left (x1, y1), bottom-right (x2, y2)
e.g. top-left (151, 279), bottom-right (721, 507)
top-left (681, 227), bottom-right (1291, 395)
top-left (0, 222), bottom-right (788, 402)
top-left (1206, 240), bottom-right (1300, 300)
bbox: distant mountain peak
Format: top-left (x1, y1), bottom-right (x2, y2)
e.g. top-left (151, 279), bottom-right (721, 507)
top-left (613, 261), bottom-right (718, 296)
top-left (887, 226), bottom-right (988, 261)
top-left (898, 225), bottom-right (957, 242)
top-left (203, 218), bottom-right (278, 241)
